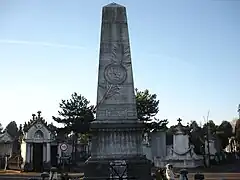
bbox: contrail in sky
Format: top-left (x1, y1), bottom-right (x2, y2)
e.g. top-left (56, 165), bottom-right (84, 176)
top-left (0, 39), bottom-right (85, 49)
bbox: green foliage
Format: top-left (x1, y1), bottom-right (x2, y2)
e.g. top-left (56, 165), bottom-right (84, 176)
top-left (54, 89), bottom-right (163, 135)
top-left (18, 124), bottom-right (24, 141)
top-left (23, 122), bottom-right (28, 132)
top-left (189, 120), bottom-right (200, 131)
top-left (217, 120), bottom-right (233, 149)
top-left (203, 120), bottom-right (218, 135)
top-left (5, 121), bottom-right (21, 155)
top-left (145, 118), bottom-right (168, 132)
top-left (6, 121), bottom-right (18, 138)
top-left (79, 133), bottom-right (90, 144)
top-left (135, 88), bottom-right (167, 132)
top-left (234, 119), bottom-right (240, 152)
top-left (235, 119), bottom-right (240, 141)
top-left (188, 120), bottom-right (234, 153)
top-left (166, 126), bottom-right (174, 145)
top-left (135, 88), bottom-right (159, 122)
top-left (52, 92), bottom-right (95, 134)
top-left (189, 121), bottom-right (205, 154)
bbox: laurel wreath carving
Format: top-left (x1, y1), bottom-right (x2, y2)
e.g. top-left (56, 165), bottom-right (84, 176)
top-left (94, 41), bottom-right (132, 111)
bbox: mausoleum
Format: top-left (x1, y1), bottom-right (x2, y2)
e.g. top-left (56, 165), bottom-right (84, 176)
top-left (0, 131), bottom-right (14, 157)
top-left (20, 111), bottom-right (58, 171)
top-left (155, 118), bottom-right (203, 168)
top-left (19, 111), bottom-right (90, 172)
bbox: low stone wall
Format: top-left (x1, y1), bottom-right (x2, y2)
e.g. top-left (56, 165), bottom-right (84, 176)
top-left (153, 157), bottom-right (203, 168)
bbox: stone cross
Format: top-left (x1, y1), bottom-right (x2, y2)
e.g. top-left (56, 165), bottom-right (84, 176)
top-left (177, 118), bottom-right (182, 124)
top-left (37, 111), bottom-right (41, 118)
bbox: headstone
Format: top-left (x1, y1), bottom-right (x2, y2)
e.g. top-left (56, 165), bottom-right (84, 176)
top-left (162, 119), bottom-right (203, 168)
top-left (151, 131), bottom-right (166, 158)
top-left (84, 3), bottom-right (151, 180)
top-left (173, 119), bottom-right (189, 156)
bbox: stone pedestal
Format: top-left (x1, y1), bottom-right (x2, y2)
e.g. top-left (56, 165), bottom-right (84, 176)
top-left (85, 123), bottom-right (152, 179)
top-left (84, 156), bottom-right (152, 180)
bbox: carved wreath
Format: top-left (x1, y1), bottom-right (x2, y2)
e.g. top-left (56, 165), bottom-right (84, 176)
top-left (171, 146), bottom-right (193, 157)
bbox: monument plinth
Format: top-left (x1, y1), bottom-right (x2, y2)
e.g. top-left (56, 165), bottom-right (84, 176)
top-left (84, 3), bottom-right (151, 180)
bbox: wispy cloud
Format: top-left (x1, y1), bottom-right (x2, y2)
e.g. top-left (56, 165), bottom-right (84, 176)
top-left (0, 39), bottom-right (85, 49)
top-left (148, 53), bottom-right (196, 67)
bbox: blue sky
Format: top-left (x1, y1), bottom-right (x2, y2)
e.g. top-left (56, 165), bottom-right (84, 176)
top-left (0, 0), bottom-right (239, 128)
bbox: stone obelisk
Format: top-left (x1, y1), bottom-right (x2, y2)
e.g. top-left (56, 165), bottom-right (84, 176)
top-left (84, 3), bottom-right (151, 180)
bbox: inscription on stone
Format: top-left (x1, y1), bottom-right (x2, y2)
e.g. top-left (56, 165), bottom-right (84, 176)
top-left (97, 108), bottom-right (137, 119)
top-left (127, 110), bottom-right (137, 117)
top-left (97, 110), bottom-right (106, 117)
top-left (106, 109), bottom-right (127, 117)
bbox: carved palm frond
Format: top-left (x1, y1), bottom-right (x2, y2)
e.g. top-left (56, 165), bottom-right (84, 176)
top-left (123, 45), bottom-right (131, 61)
top-left (111, 43), bottom-right (118, 63)
top-left (106, 85), bottom-right (120, 99)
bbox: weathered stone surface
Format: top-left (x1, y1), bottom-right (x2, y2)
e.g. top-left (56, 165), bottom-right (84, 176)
top-left (84, 156), bottom-right (152, 180)
top-left (90, 1), bottom-right (145, 157)
top-left (84, 3), bottom-right (151, 179)
top-left (94, 2), bottom-right (137, 123)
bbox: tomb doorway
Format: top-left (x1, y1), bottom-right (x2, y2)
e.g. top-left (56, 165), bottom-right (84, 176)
top-left (51, 145), bottom-right (58, 167)
top-left (32, 143), bottom-right (43, 172)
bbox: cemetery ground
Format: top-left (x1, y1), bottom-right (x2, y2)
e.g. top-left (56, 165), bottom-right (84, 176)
top-left (0, 162), bottom-right (240, 180)
top-left (0, 172), bottom-right (239, 180)
top-left (0, 170), bottom-right (84, 180)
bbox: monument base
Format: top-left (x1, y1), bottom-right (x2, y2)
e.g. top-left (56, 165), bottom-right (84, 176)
top-left (84, 155), bottom-right (152, 180)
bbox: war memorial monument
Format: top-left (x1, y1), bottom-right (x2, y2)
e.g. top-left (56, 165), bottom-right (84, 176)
top-left (84, 3), bottom-right (152, 180)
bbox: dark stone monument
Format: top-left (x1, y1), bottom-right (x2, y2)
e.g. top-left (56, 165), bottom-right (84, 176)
top-left (84, 2), bottom-right (151, 180)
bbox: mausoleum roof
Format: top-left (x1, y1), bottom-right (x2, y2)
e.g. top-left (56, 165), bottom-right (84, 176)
top-left (23, 111), bottom-right (56, 133)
